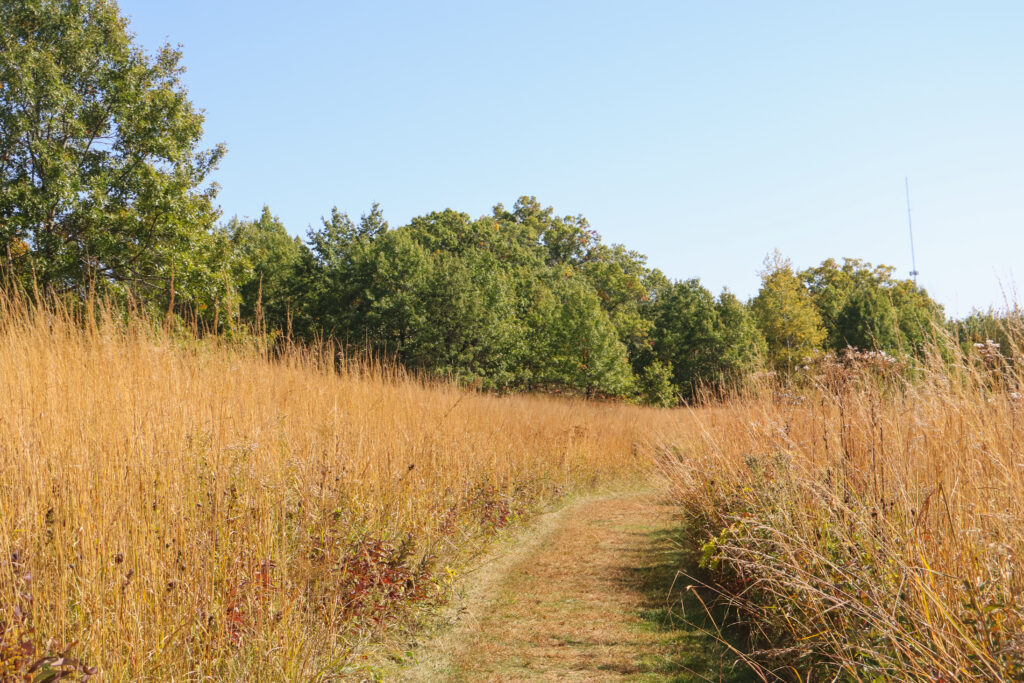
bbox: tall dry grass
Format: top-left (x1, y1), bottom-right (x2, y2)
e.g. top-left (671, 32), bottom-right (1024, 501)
top-left (10, 289), bottom-right (1021, 681)
top-left (662, 342), bottom-right (1024, 680)
top-left (0, 294), bottom-right (659, 680)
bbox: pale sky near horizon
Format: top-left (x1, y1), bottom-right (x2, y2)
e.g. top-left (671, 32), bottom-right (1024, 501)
top-left (117, 1), bottom-right (1024, 317)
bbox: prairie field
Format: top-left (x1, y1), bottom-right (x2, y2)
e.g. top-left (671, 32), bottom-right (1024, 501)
top-left (2, 293), bottom-right (1023, 682)
top-left (661, 343), bottom-right (1024, 680)
top-left (0, 297), bottom-right (662, 680)
top-left (4, 2), bottom-right (1022, 681)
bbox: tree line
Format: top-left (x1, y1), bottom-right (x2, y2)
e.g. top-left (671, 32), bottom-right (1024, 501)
top-left (1, 0), bottom-right (1008, 405)
top-left (223, 204), bottom-right (956, 404)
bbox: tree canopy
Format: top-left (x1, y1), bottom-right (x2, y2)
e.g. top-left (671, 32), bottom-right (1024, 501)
top-left (751, 252), bottom-right (826, 372)
top-left (0, 0), bottom-right (226, 307)
top-left (0, 1), bottom-right (964, 405)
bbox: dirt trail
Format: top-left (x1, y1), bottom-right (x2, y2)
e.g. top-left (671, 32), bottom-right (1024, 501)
top-left (395, 491), bottom-right (756, 682)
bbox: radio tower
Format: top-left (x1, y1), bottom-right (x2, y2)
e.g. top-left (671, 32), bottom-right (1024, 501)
top-left (905, 177), bottom-right (919, 284)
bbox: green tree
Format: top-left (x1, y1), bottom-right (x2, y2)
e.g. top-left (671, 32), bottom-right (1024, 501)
top-left (302, 204), bottom-right (389, 339)
top-left (399, 249), bottom-right (526, 389)
top-left (955, 307), bottom-right (1020, 361)
top-left (581, 243), bottom-right (658, 367)
top-left (751, 252), bottom-right (826, 371)
top-left (801, 258), bottom-right (944, 355)
top-left (528, 274), bottom-right (634, 397)
top-left (835, 284), bottom-right (900, 352)
top-left (494, 196), bottom-right (663, 372)
top-left (227, 207), bottom-right (305, 332)
top-left (714, 289), bottom-right (766, 379)
top-left (0, 0), bottom-right (226, 304)
top-left (801, 258), bottom-right (891, 350)
top-left (492, 196), bottom-right (597, 266)
top-left (651, 279), bottom-right (721, 397)
top-left (353, 227), bottom-right (429, 349)
top-left (636, 360), bottom-right (676, 407)
top-left (649, 281), bottom-right (765, 399)
top-left (890, 280), bottom-right (945, 355)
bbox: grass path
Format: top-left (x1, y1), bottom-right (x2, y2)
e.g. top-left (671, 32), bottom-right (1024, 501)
top-left (394, 491), bottom-right (758, 682)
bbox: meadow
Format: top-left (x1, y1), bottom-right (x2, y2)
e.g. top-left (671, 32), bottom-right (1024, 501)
top-left (662, 342), bottom-right (1024, 680)
top-left (4, 2), bottom-right (1022, 680)
top-left (0, 296), bottom-right (661, 680)
top-left (2, 293), bottom-right (1022, 681)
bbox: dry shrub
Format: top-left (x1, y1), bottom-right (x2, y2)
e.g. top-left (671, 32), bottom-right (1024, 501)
top-left (0, 292), bottom-right (658, 679)
top-left (660, 342), bottom-right (1024, 680)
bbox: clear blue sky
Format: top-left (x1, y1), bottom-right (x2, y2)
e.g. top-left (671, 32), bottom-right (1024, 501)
top-left (118, 0), bottom-right (1024, 316)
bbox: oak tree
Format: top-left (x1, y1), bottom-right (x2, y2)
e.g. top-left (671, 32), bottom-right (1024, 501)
top-left (0, 0), bottom-right (226, 305)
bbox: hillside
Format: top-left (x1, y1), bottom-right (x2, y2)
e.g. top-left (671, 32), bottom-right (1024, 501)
top-left (0, 296), bottom-right (677, 679)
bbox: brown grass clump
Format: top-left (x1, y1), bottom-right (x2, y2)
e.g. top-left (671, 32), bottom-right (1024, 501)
top-left (0, 293), bottom-right (657, 680)
top-left (661, 342), bottom-right (1024, 680)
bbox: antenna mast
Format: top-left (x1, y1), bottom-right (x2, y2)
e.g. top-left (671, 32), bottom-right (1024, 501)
top-left (905, 177), bottom-right (919, 284)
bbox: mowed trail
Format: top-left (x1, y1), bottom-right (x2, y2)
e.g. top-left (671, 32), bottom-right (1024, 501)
top-left (395, 491), bottom-right (756, 682)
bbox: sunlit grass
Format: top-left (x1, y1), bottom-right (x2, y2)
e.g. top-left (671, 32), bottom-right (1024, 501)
top-left (661, 339), bottom-right (1024, 680)
top-left (0, 293), bottom-right (659, 680)
top-left (6, 288), bottom-right (1019, 680)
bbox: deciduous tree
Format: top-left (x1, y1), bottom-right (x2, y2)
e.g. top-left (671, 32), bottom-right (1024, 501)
top-left (0, 0), bottom-right (226, 305)
top-left (752, 251), bottom-right (825, 371)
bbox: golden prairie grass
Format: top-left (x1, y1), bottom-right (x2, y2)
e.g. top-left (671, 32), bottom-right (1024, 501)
top-left (0, 294), bottom-right (662, 680)
top-left (7, 289), bottom-right (1022, 682)
top-left (661, 343), bottom-right (1024, 680)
